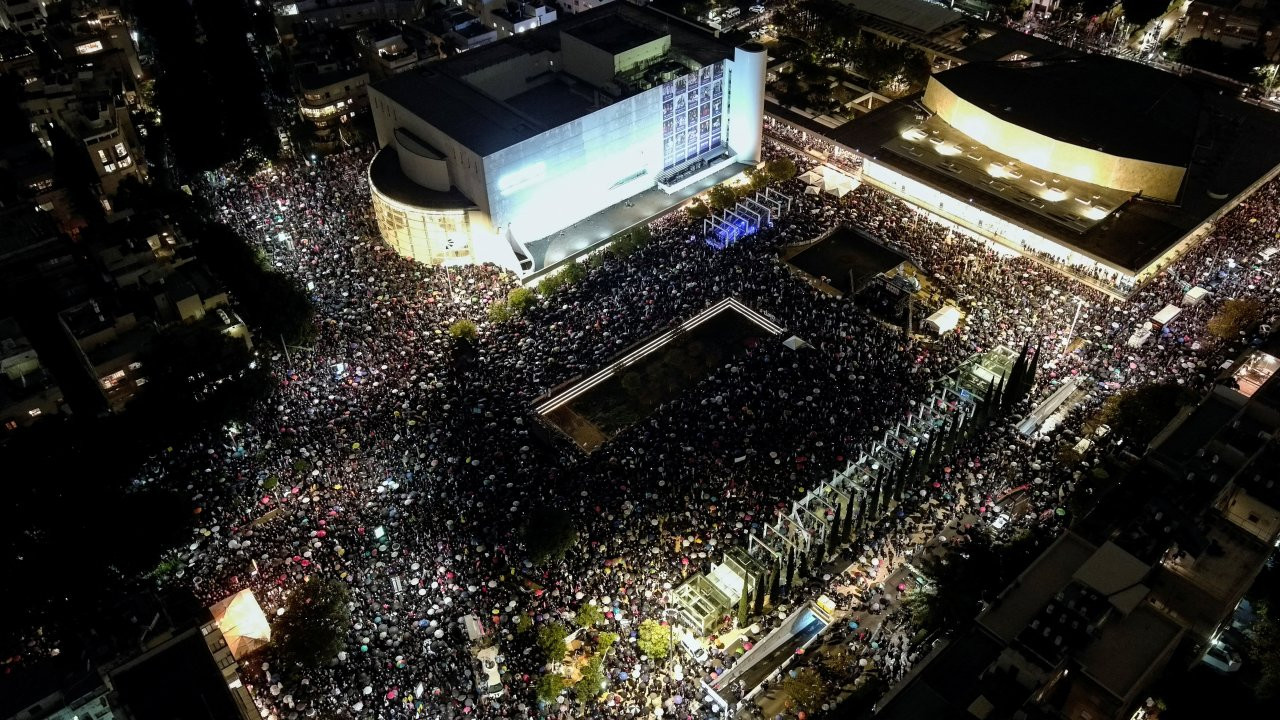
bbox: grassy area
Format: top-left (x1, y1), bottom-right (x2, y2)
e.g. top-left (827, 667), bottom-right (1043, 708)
top-left (542, 304), bottom-right (775, 451)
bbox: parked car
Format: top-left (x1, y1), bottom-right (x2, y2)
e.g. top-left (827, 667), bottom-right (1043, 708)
top-left (1201, 641), bottom-right (1242, 673)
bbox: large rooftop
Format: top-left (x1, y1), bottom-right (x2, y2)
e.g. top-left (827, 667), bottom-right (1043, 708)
top-left (368, 145), bottom-right (477, 210)
top-left (371, 3), bottom-right (734, 157)
top-left (932, 57), bottom-right (1201, 167)
top-left (839, 0), bottom-right (960, 34)
top-left (563, 15), bottom-right (663, 55)
top-left (374, 70), bottom-right (542, 157)
top-left (826, 73), bottom-right (1280, 273)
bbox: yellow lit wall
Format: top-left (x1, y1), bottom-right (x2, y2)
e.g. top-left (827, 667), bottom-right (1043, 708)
top-left (923, 78), bottom-right (1185, 202)
top-left (370, 186), bottom-right (486, 265)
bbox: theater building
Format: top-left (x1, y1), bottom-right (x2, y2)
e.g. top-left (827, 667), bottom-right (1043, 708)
top-left (367, 3), bottom-right (766, 273)
top-left (824, 56), bottom-right (1280, 295)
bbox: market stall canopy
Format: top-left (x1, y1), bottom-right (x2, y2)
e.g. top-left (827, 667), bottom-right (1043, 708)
top-left (209, 589), bottom-right (271, 660)
top-left (925, 305), bottom-right (962, 335)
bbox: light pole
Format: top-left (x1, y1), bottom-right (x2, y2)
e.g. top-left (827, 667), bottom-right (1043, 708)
top-left (1061, 297), bottom-right (1085, 356)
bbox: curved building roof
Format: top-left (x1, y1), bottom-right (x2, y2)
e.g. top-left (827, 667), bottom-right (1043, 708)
top-left (368, 146), bottom-right (476, 211)
top-left (932, 56), bottom-right (1201, 167)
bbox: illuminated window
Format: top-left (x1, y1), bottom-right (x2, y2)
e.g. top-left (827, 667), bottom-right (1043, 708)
top-left (115, 142), bottom-right (128, 158)
top-left (98, 149), bottom-right (109, 164)
top-left (128, 362), bottom-right (143, 371)
top-left (28, 408), bottom-right (42, 417)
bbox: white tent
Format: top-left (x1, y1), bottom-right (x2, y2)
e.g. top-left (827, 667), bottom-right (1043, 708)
top-left (1152, 304), bottom-right (1181, 328)
top-left (783, 335), bottom-right (810, 350)
top-left (209, 589), bottom-right (271, 660)
top-left (821, 166), bottom-right (857, 197)
top-left (803, 185), bottom-right (821, 195)
top-left (1126, 327), bottom-right (1152, 348)
top-left (924, 305), bottom-right (962, 335)
top-left (1183, 286), bottom-right (1209, 306)
top-left (797, 170), bottom-right (822, 185)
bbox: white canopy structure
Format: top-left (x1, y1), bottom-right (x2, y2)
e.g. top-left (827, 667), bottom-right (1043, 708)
top-left (1183, 286), bottom-right (1209, 306)
top-left (209, 589), bottom-right (271, 660)
top-left (1152, 304), bottom-right (1181, 327)
top-left (821, 165), bottom-right (858, 197)
top-left (924, 305), bottom-right (962, 335)
top-left (1126, 327), bottom-right (1152, 348)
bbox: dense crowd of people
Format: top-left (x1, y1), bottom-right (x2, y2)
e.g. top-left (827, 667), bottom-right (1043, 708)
top-left (134, 125), bottom-right (1279, 720)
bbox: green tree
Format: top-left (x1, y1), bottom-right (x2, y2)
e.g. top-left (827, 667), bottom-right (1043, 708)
top-left (598, 632), bottom-right (619, 655)
top-left (196, 222), bottom-right (315, 346)
top-left (904, 531), bottom-right (1040, 635)
top-left (507, 287), bottom-right (536, 313)
top-left (1084, 382), bottom-right (1196, 446)
top-left (524, 506), bottom-right (578, 565)
top-left (707, 184), bottom-right (738, 211)
top-left (537, 622), bottom-right (569, 663)
top-left (636, 618), bottom-right (672, 659)
top-left (737, 574), bottom-right (750, 626)
top-left (1207, 297), bottom-right (1265, 340)
top-left (1005, 0), bottom-right (1031, 17)
top-left (764, 157), bottom-right (797, 183)
top-left (448, 319), bottom-right (479, 343)
top-left (516, 613), bottom-right (534, 633)
top-left (575, 655), bottom-right (605, 703)
top-left (536, 673), bottom-right (567, 704)
top-left (559, 260), bottom-right (588, 286)
top-left (781, 667), bottom-right (827, 713)
top-left (1249, 602), bottom-right (1280, 699)
top-left (488, 302), bottom-right (514, 323)
top-left (537, 271), bottom-right (567, 295)
top-left (686, 199), bottom-right (711, 219)
top-left (576, 604), bottom-right (605, 628)
top-left (271, 578), bottom-right (352, 675)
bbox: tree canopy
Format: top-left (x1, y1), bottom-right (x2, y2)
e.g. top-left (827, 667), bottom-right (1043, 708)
top-left (196, 222), bottom-right (315, 347)
top-left (271, 578), bottom-right (352, 674)
top-left (448, 319), bottom-right (479, 343)
top-left (1207, 298), bottom-right (1265, 340)
top-left (1122, 0), bottom-right (1171, 27)
top-left (636, 619), bottom-right (671, 659)
top-left (536, 622), bottom-right (569, 663)
top-left (523, 506), bottom-right (578, 565)
top-left (782, 667), bottom-right (828, 713)
top-left (1249, 602), bottom-right (1280, 699)
top-left (1085, 382), bottom-right (1197, 446)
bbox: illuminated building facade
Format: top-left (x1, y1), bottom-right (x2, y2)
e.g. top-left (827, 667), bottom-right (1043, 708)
top-left (826, 56), bottom-right (1280, 293)
top-left (297, 68), bottom-right (370, 145)
top-left (368, 3), bottom-right (766, 272)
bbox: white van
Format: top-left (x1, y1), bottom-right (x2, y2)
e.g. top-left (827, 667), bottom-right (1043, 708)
top-left (679, 630), bottom-right (709, 665)
top-left (473, 645), bottom-right (505, 698)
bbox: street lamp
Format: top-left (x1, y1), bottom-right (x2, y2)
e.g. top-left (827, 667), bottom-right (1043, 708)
top-left (1061, 297), bottom-right (1087, 356)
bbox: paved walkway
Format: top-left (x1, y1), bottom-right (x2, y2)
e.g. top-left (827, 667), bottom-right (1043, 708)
top-left (522, 162), bottom-right (752, 273)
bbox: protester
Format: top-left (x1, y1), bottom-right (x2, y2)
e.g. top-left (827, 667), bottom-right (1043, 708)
top-left (145, 130), bottom-right (1276, 720)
